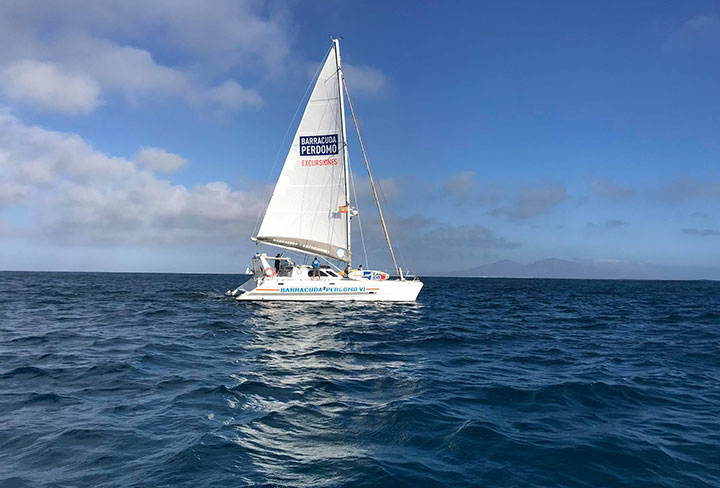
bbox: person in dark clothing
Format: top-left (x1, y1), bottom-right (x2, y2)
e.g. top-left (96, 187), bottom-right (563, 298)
top-left (274, 253), bottom-right (282, 271)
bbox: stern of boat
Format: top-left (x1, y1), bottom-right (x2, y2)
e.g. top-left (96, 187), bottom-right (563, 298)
top-left (225, 276), bottom-right (257, 298)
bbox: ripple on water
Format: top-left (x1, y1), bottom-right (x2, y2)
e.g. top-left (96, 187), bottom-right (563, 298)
top-left (1, 273), bottom-right (719, 487)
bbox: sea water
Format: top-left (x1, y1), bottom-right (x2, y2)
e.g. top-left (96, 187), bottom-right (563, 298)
top-left (1, 272), bottom-right (719, 487)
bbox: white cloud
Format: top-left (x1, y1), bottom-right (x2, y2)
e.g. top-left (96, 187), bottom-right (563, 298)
top-left (343, 63), bottom-right (388, 97)
top-left (63, 38), bottom-right (192, 97)
top-left (1, 114), bottom-right (134, 186)
top-left (441, 171), bottom-right (500, 206)
top-left (658, 178), bottom-right (720, 202)
top-left (682, 227), bottom-right (720, 236)
top-left (0, 60), bottom-right (101, 114)
top-left (0, 182), bottom-right (31, 205)
top-left (351, 172), bottom-right (401, 205)
top-left (0, 111), bottom-right (266, 244)
top-left (135, 147), bottom-right (187, 173)
top-left (492, 185), bottom-right (569, 220)
top-left (587, 219), bottom-right (629, 230)
top-left (204, 80), bottom-right (263, 110)
top-left (355, 214), bottom-right (519, 273)
top-left (0, 1), bottom-right (290, 113)
top-left (590, 179), bottom-right (637, 202)
top-left (664, 14), bottom-right (720, 51)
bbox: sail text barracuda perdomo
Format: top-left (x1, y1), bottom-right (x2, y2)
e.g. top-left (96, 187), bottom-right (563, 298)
top-left (299, 134), bottom-right (339, 156)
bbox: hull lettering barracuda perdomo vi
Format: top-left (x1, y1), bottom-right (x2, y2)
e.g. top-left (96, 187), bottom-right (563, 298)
top-left (280, 286), bottom-right (366, 294)
top-left (228, 38), bottom-right (423, 302)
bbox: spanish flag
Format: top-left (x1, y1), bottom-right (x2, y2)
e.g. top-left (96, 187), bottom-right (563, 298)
top-left (338, 205), bottom-right (348, 213)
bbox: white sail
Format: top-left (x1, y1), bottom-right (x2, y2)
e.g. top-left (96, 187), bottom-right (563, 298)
top-left (256, 43), bottom-right (350, 263)
top-left (227, 39), bottom-right (423, 302)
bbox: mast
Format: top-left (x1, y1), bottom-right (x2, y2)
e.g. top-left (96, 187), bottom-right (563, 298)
top-left (254, 44), bottom-right (351, 264)
top-left (333, 38), bottom-right (352, 268)
top-left (343, 78), bottom-right (400, 277)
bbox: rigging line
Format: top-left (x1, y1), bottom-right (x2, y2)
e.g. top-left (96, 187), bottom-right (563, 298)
top-left (349, 167), bottom-right (369, 268)
top-left (342, 78), bottom-right (400, 276)
top-left (382, 204), bottom-right (413, 274)
top-left (377, 183), bottom-right (414, 275)
top-left (355, 127), bottom-right (415, 277)
top-left (252, 45), bottom-right (332, 237)
top-left (319, 255), bottom-right (343, 273)
top-left (353, 109), bottom-right (416, 276)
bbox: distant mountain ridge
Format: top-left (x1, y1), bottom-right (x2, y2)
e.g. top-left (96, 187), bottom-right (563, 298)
top-left (448, 258), bottom-right (720, 280)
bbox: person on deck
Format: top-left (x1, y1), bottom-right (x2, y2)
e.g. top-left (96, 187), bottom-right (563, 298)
top-left (312, 257), bottom-right (320, 280)
top-left (274, 253), bottom-right (282, 271)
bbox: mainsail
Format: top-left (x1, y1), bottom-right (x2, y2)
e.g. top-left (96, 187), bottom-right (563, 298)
top-left (256, 41), bottom-right (351, 263)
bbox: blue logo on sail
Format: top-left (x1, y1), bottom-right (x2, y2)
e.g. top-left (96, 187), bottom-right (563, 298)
top-left (300, 134), bottom-right (339, 156)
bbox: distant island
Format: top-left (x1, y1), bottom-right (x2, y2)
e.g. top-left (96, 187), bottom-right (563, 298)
top-left (445, 258), bottom-right (719, 281)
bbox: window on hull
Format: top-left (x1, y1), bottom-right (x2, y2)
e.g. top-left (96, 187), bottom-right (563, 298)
top-left (306, 269), bottom-right (338, 278)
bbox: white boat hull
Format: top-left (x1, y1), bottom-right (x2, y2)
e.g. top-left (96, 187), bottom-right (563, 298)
top-left (228, 276), bottom-right (422, 302)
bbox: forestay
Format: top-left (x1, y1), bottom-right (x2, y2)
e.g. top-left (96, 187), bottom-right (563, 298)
top-left (256, 43), bottom-right (350, 262)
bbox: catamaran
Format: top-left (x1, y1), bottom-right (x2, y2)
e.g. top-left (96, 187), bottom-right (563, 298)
top-left (226, 39), bottom-right (422, 302)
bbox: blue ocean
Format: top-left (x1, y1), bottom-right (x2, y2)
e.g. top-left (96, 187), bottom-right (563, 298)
top-left (1, 272), bottom-right (719, 487)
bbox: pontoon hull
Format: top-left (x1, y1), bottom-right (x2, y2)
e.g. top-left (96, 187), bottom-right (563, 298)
top-left (228, 277), bottom-right (422, 302)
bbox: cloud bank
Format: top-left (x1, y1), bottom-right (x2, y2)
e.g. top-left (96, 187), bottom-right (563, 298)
top-left (492, 185), bottom-right (569, 220)
top-left (0, 111), bottom-right (266, 244)
top-left (683, 228), bottom-right (720, 237)
top-left (590, 179), bottom-right (637, 202)
top-left (664, 14), bottom-right (720, 52)
top-left (659, 178), bottom-right (720, 202)
top-left (0, 0), bottom-right (286, 113)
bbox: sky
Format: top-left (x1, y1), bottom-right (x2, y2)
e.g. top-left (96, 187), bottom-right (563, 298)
top-left (0, 1), bottom-right (718, 276)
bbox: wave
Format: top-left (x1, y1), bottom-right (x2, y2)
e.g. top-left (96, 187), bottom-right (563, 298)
top-left (2, 273), bottom-right (719, 487)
